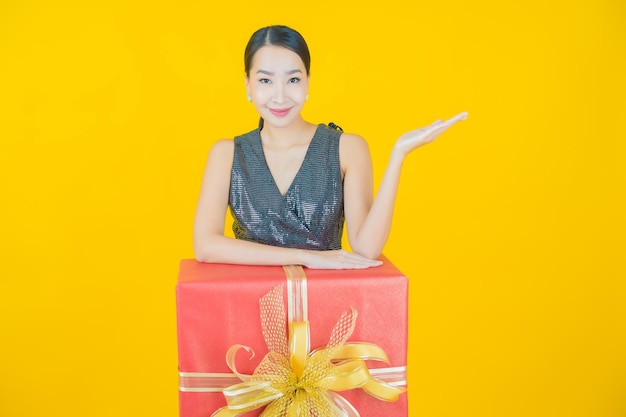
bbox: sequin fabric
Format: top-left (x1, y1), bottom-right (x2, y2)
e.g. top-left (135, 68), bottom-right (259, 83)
top-left (229, 124), bottom-right (344, 250)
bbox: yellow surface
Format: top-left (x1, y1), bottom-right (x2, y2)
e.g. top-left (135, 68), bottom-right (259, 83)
top-left (1, 1), bottom-right (624, 416)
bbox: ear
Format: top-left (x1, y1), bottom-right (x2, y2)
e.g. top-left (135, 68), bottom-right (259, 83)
top-left (244, 74), bottom-right (250, 95)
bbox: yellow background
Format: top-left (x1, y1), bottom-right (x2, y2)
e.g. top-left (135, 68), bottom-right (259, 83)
top-left (1, 1), bottom-right (624, 416)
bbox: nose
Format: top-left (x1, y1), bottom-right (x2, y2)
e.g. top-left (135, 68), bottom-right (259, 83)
top-left (273, 84), bottom-right (286, 104)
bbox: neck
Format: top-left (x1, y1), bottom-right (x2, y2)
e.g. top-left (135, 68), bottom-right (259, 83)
top-left (261, 116), bottom-right (313, 145)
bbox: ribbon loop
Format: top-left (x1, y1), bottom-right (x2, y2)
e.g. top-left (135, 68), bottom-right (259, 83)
top-left (288, 321), bottom-right (310, 379)
top-left (210, 280), bottom-right (406, 416)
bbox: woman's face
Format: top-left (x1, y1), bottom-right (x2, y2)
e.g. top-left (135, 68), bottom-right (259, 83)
top-left (246, 45), bottom-right (309, 128)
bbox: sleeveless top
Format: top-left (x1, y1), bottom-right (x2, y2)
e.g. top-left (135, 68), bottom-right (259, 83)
top-left (229, 124), bottom-right (344, 250)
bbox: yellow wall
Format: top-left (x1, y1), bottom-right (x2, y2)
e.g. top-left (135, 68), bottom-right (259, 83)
top-left (1, 1), bottom-right (624, 416)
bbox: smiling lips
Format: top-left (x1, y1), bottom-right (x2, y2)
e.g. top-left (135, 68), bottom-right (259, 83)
top-left (269, 107), bottom-right (291, 117)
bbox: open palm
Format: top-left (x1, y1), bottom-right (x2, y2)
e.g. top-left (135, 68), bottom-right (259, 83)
top-left (394, 111), bottom-right (468, 156)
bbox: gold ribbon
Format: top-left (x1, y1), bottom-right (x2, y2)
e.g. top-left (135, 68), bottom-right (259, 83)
top-left (209, 266), bottom-right (406, 417)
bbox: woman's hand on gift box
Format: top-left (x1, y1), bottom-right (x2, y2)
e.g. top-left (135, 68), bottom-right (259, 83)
top-left (302, 249), bottom-right (382, 269)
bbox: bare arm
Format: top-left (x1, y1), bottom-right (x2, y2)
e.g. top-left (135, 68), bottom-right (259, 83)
top-left (343, 112), bottom-right (468, 259)
top-left (193, 139), bottom-right (381, 269)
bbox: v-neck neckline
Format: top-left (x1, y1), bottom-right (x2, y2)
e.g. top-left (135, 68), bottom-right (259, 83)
top-left (256, 124), bottom-right (321, 198)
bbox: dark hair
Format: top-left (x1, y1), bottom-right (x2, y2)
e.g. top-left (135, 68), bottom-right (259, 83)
top-left (244, 25), bottom-right (311, 76)
top-left (244, 26), bottom-right (311, 129)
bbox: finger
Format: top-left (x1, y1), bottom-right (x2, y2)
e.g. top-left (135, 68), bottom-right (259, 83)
top-left (342, 255), bottom-right (381, 265)
top-left (426, 120), bottom-right (444, 130)
top-left (342, 261), bottom-right (382, 270)
top-left (445, 111), bottom-right (469, 125)
top-left (425, 121), bottom-right (455, 136)
top-left (344, 254), bottom-right (383, 267)
top-left (428, 112), bottom-right (467, 134)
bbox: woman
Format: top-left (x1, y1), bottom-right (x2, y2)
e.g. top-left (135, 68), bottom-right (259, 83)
top-left (193, 25), bottom-right (467, 269)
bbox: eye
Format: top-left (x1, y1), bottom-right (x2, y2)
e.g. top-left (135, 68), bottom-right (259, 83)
top-left (288, 77), bottom-right (300, 84)
top-left (259, 78), bottom-right (271, 84)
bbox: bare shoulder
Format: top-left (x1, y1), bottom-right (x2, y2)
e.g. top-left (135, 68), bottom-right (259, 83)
top-left (210, 138), bottom-right (234, 156)
top-left (339, 132), bottom-right (368, 148)
top-left (339, 132), bottom-right (372, 172)
top-left (205, 138), bottom-right (234, 165)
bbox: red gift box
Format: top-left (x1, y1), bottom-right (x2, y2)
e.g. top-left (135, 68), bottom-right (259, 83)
top-left (176, 256), bottom-right (408, 417)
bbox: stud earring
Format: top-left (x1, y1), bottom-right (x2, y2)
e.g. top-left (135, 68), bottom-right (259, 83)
top-left (247, 92), bottom-right (252, 102)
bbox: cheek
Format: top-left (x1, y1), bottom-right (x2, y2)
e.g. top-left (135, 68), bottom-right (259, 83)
top-left (291, 84), bottom-right (308, 100)
top-left (251, 87), bottom-right (270, 102)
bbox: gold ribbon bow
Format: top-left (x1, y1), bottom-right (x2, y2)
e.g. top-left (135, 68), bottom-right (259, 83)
top-left (211, 284), bottom-right (406, 417)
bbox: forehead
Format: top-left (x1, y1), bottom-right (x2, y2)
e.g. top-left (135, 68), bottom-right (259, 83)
top-left (250, 45), bottom-right (306, 72)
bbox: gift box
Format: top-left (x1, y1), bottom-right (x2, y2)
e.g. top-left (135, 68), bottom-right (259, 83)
top-left (176, 256), bottom-right (408, 417)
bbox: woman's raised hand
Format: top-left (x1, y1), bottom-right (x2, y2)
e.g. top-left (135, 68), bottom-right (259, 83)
top-left (393, 112), bottom-right (468, 158)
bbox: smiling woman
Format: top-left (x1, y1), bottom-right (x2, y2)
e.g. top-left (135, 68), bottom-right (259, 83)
top-left (192, 25), bottom-right (467, 269)
top-left (246, 46), bottom-right (309, 129)
top-left (244, 26), bottom-right (310, 130)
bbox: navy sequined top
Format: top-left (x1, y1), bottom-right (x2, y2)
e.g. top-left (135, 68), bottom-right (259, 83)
top-left (229, 124), bottom-right (344, 250)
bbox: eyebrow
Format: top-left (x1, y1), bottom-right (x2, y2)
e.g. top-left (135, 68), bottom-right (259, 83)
top-left (256, 69), bottom-right (303, 76)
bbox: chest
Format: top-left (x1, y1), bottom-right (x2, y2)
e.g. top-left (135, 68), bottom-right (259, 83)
top-left (263, 144), bottom-right (310, 196)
